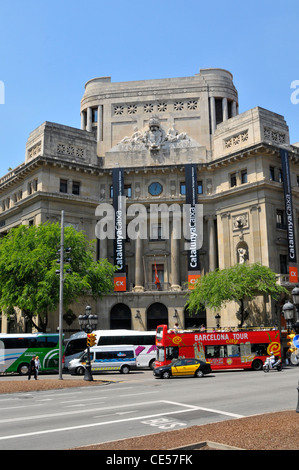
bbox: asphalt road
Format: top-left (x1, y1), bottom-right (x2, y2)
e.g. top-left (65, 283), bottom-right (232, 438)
top-left (0, 367), bottom-right (298, 450)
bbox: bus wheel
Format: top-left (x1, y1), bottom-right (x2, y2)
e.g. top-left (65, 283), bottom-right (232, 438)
top-left (76, 366), bottom-right (85, 375)
top-left (120, 365), bottom-right (130, 374)
top-left (18, 363), bottom-right (30, 375)
top-left (251, 359), bottom-right (263, 371)
top-left (149, 359), bottom-right (156, 370)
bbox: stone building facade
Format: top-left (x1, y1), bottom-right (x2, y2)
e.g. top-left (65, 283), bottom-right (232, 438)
top-left (0, 67), bottom-right (297, 334)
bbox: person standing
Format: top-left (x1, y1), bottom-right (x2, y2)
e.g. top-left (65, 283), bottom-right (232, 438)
top-left (28, 356), bottom-right (37, 380)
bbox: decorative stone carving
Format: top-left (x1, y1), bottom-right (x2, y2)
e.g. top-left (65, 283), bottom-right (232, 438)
top-left (118, 116), bottom-right (193, 152)
top-left (233, 213), bottom-right (249, 230)
top-left (27, 141), bottom-right (42, 159)
top-left (224, 130), bottom-right (248, 149)
top-left (57, 143), bottom-right (85, 159)
top-left (263, 127), bottom-right (286, 144)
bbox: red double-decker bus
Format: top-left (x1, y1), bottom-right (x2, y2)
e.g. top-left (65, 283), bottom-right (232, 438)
top-left (155, 324), bottom-right (281, 371)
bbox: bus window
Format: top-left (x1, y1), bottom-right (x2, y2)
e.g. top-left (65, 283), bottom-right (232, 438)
top-left (157, 347), bottom-right (165, 362)
top-left (166, 346), bottom-right (179, 360)
top-left (227, 344), bottom-right (240, 357)
top-left (206, 345), bottom-right (227, 358)
top-left (251, 343), bottom-right (268, 356)
top-left (65, 338), bottom-right (87, 357)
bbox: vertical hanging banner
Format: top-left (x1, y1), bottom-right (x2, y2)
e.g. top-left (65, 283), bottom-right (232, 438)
top-left (185, 163), bottom-right (201, 289)
top-left (112, 167), bottom-right (126, 291)
top-left (280, 149), bottom-right (298, 283)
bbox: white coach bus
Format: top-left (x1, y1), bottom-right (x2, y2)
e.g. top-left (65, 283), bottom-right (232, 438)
top-left (64, 329), bottom-right (156, 370)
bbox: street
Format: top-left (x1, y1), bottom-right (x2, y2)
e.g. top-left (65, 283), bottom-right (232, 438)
top-left (0, 367), bottom-right (298, 450)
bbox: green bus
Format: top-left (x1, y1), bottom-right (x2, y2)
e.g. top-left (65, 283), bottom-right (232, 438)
top-left (0, 333), bottom-right (63, 375)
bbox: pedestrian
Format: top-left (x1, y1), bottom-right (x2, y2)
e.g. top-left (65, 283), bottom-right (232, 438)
top-left (28, 355), bottom-right (37, 380)
top-left (35, 356), bottom-right (41, 378)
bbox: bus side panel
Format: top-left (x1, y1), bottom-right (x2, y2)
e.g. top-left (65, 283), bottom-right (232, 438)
top-left (2, 349), bottom-right (25, 373)
top-left (91, 357), bottom-right (136, 372)
top-left (135, 345), bottom-right (156, 367)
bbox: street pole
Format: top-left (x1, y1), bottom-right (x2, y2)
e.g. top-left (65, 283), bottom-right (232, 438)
top-left (58, 210), bottom-right (64, 380)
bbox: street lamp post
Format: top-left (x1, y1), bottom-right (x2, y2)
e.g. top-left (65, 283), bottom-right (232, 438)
top-left (282, 299), bottom-right (299, 413)
top-left (215, 313), bottom-right (221, 329)
top-left (78, 305), bottom-right (98, 382)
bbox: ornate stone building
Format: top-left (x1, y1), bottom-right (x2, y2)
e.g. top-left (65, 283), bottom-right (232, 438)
top-left (0, 67), bottom-right (298, 334)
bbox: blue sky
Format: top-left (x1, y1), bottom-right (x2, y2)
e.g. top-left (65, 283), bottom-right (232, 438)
top-left (0, 0), bottom-right (298, 177)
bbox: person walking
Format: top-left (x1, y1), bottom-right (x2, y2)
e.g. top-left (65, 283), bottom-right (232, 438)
top-left (28, 356), bottom-right (37, 380)
top-left (35, 356), bottom-right (41, 379)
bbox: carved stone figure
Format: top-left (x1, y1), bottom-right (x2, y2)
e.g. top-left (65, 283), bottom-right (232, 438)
top-left (143, 116), bottom-right (166, 150)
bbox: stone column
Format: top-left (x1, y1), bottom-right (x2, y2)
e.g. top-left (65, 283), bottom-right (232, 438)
top-left (134, 235), bottom-right (144, 292)
top-left (81, 112), bottom-right (86, 130)
top-left (207, 215), bottom-right (217, 271)
top-left (220, 212), bottom-right (231, 268)
top-left (99, 237), bottom-right (107, 260)
top-left (210, 96), bottom-right (216, 134)
top-left (86, 107), bottom-right (92, 132)
top-left (250, 206), bottom-right (262, 263)
top-left (97, 105), bottom-right (103, 142)
top-left (222, 97), bottom-right (228, 121)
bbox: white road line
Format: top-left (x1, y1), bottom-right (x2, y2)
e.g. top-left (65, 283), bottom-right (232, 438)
top-left (0, 400), bottom-right (244, 441)
top-left (164, 401), bottom-right (244, 419)
top-left (119, 391), bottom-right (158, 397)
top-left (0, 400), bottom-right (162, 424)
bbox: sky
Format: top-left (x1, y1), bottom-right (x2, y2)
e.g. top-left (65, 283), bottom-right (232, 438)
top-left (0, 0), bottom-right (299, 177)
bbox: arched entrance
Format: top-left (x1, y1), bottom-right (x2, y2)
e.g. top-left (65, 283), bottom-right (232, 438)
top-left (184, 306), bottom-right (206, 329)
top-left (146, 303), bottom-right (168, 331)
top-left (110, 303), bottom-right (132, 329)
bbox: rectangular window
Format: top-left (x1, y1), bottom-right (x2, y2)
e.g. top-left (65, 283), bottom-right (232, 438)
top-left (270, 166), bottom-right (275, 181)
top-left (72, 181), bottom-right (80, 195)
top-left (280, 254), bottom-right (288, 274)
top-left (180, 183), bottom-right (186, 195)
top-left (230, 173), bottom-right (237, 187)
top-left (60, 179), bottom-right (68, 193)
top-left (124, 184), bottom-right (132, 198)
top-left (241, 170), bottom-right (247, 184)
top-left (197, 180), bottom-right (203, 194)
top-left (276, 209), bottom-right (286, 229)
top-left (150, 223), bottom-right (164, 240)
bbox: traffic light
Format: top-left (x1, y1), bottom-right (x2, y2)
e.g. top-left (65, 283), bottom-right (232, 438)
top-left (287, 333), bottom-right (296, 353)
top-left (87, 333), bottom-right (97, 347)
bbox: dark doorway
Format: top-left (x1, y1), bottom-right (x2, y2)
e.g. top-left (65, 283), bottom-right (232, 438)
top-left (110, 303), bottom-right (131, 329)
top-left (184, 306), bottom-right (206, 329)
top-left (147, 303), bottom-right (168, 331)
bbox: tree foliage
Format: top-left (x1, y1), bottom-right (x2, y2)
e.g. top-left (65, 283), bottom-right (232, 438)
top-left (186, 263), bottom-right (288, 326)
top-left (0, 223), bottom-right (115, 331)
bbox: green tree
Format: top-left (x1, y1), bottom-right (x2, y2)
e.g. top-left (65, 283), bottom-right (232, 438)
top-left (186, 263), bottom-right (288, 327)
top-left (0, 223), bottom-right (115, 331)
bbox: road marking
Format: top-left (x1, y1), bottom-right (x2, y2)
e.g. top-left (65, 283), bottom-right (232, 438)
top-left (119, 391), bottom-right (159, 397)
top-left (164, 400), bottom-right (244, 419)
top-left (0, 400), bottom-right (244, 441)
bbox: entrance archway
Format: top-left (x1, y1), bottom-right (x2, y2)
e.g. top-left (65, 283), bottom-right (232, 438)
top-left (146, 303), bottom-right (168, 331)
top-left (110, 303), bottom-right (131, 329)
top-left (184, 306), bottom-right (206, 329)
